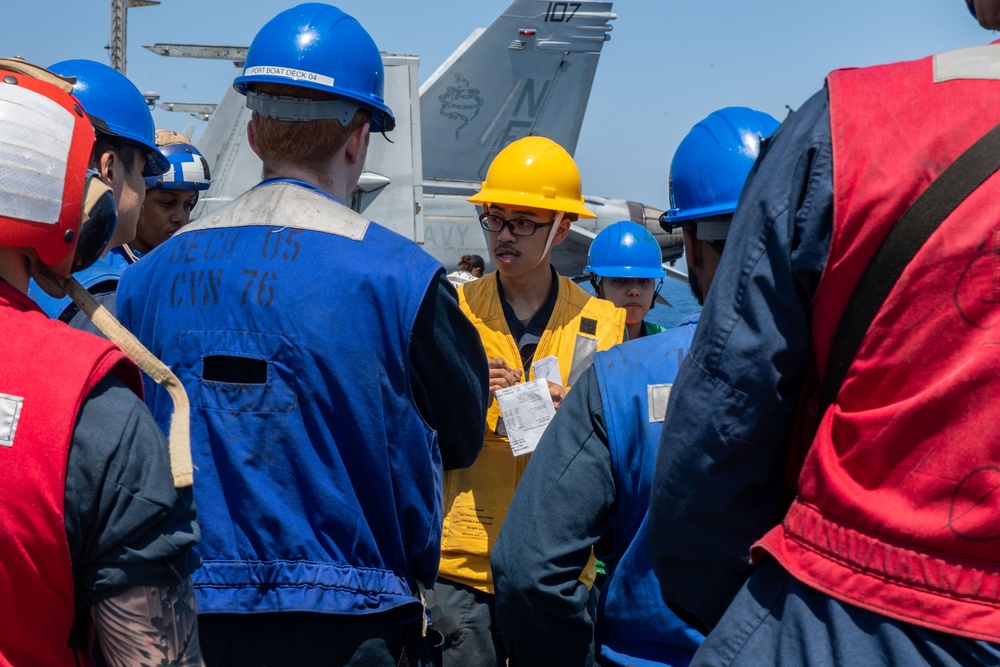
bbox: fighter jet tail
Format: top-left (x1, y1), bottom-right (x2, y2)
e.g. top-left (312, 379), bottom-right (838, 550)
top-left (420, 0), bottom-right (615, 184)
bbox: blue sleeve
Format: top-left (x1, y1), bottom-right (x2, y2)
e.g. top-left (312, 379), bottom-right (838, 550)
top-left (648, 88), bottom-right (834, 631)
top-left (409, 270), bottom-right (489, 470)
top-left (492, 365), bottom-right (613, 666)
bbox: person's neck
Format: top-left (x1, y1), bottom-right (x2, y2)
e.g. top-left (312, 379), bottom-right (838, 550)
top-left (497, 263), bottom-right (554, 324)
top-left (263, 163), bottom-right (354, 203)
top-left (626, 320), bottom-right (643, 340)
top-left (128, 237), bottom-right (152, 254)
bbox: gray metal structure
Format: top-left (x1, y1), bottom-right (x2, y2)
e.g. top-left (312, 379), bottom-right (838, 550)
top-left (109, 0), bottom-right (160, 74)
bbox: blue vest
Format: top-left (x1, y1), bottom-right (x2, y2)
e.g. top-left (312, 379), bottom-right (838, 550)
top-left (28, 255), bottom-right (125, 320)
top-left (593, 312), bottom-right (705, 666)
top-left (117, 180), bottom-right (444, 617)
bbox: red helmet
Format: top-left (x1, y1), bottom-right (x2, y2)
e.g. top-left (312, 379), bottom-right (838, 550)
top-left (0, 61), bottom-right (117, 278)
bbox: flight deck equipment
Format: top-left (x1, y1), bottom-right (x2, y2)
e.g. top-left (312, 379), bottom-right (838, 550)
top-left (0, 64), bottom-right (117, 277)
top-left (233, 3), bottom-right (395, 133)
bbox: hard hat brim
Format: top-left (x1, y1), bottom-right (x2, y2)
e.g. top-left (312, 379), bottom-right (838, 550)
top-left (468, 187), bottom-right (596, 219)
top-left (585, 265), bottom-right (667, 279)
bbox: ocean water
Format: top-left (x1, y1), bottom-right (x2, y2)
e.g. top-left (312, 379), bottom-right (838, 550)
top-left (647, 276), bottom-right (700, 329)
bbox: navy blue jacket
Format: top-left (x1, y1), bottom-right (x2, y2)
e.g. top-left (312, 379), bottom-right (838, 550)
top-left (648, 90), bottom-right (833, 632)
top-left (492, 314), bottom-right (703, 666)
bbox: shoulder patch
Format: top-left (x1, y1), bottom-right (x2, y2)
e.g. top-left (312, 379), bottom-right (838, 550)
top-left (647, 384), bottom-right (673, 423)
top-left (580, 317), bottom-right (597, 335)
top-left (934, 44), bottom-right (1000, 82)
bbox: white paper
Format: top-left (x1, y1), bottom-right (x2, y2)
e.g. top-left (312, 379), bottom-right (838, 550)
top-left (494, 379), bottom-right (556, 456)
top-left (532, 355), bottom-right (562, 384)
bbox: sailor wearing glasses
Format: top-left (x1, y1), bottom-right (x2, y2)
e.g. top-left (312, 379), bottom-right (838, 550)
top-left (424, 135), bottom-right (626, 667)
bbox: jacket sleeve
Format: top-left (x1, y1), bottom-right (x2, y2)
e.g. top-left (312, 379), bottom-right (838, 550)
top-left (492, 365), bottom-right (614, 666)
top-left (65, 374), bottom-right (200, 607)
top-left (648, 88), bottom-right (834, 632)
top-left (410, 270), bottom-right (489, 470)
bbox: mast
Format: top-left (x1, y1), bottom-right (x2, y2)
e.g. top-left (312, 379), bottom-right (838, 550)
top-left (109, 0), bottom-right (161, 74)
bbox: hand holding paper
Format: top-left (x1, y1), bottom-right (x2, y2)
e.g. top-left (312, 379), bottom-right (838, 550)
top-left (494, 379), bottom-right (556, 456)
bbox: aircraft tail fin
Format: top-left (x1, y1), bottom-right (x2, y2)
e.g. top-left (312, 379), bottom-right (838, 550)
top-left (420, 0), bottom-right (615, 184)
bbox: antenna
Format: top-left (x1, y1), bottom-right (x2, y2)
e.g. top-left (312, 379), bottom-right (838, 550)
top-left (109, 0), bottom-right (161, 74)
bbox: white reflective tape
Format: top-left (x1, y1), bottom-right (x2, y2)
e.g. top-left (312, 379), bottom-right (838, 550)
top-left (647, 383), bottom-right (672, 423)
top-left (244, 66), bottom-right (334, 88)
top-left (934, 44), bottom-right (1000, 82)
top-left (0, 392), bottom-right (25, 447)
top-left (0, 83), bottom-right (73, 225)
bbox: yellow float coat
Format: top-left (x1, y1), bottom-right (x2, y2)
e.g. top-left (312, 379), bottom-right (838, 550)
top-left (439, 272), bottom-right (625, 593)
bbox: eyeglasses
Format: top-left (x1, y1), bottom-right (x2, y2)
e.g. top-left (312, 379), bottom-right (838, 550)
top-left (479, 212), bottom-right (555, 237)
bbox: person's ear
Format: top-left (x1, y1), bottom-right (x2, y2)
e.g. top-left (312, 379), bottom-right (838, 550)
top-left (551, 214), bottom-right (572, 245)
top-left (682, 227), bottom-right (705, 272)
top-left (344, 121), bottom-right (372, 165)
top-left (98, 150), bottom-right (116, 185)
top-left (247, 120), bottom-right (262, 159)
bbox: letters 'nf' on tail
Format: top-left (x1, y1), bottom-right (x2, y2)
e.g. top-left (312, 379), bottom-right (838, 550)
top-left (420, 0), bottom-right (615, 185)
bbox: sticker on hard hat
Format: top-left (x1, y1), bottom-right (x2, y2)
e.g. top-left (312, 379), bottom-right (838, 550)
top-left (244, 66), bottom-right (334, 87)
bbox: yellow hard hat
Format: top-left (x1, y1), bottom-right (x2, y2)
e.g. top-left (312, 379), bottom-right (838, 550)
top-left (469, 136), bottom-right (596, 219)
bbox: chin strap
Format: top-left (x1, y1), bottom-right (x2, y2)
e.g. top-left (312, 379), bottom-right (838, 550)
top-left (33, 270), bottom-right (193, 488)
top-left (120, 244), bottom-right (141, 263)
top-left (530, 210), bottom-right (565, 271)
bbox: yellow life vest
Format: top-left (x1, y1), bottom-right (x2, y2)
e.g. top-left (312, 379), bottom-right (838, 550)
top-left (439, 272), bottom-right (625, 594)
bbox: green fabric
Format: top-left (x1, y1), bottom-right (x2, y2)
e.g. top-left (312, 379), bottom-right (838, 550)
top-left (641, 320), bottom-right (667, 337)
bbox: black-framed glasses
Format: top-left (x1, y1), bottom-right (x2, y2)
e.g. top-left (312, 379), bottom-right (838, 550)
top-left (479, 212), bottom-right (555, 237)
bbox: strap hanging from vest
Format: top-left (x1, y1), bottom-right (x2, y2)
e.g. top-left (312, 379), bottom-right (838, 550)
top-left (819, 120), bottom-right (1000, 417)
top-left (32, 270), bottom-right (194, 488)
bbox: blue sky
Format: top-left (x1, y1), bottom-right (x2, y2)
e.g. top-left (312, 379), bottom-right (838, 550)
top-left (0, 1), bottom-right (990, 212)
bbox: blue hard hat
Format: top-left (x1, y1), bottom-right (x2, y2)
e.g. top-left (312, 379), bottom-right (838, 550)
top-left (48, 59), bottom-right (169, 175)
top-left (661, 107), bottom-right (780, 226)
top-left (234, 3), bottom-right (395, 132)
top-left (145, 142), bottom-right (211, 191)
top-left (584, 221), bottom-right (666, 279)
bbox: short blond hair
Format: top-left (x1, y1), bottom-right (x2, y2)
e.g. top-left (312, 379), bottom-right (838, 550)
top-left (250, 83), bottom-right (371, 168)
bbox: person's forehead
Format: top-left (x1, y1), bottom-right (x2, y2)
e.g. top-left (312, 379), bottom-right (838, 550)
top-left (488, 203), bottom-right (554, 219)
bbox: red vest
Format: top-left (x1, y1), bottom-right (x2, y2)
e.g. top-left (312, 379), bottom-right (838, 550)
top-left (0, 282), bottom-right (141, 666)
top-left (756, 44), bottom-right (1000, 642)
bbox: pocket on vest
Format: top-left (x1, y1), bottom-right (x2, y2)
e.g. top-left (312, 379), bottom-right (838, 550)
top-left (179, 330), bottom-right (297, 414)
